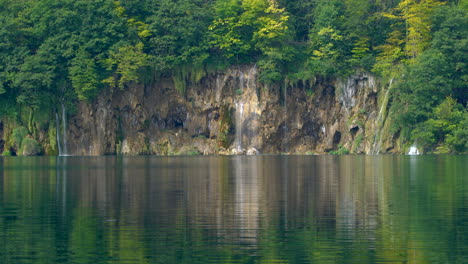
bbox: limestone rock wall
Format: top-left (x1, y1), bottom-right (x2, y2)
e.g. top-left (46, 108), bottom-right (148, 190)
top-left (64, 65), bottom-right (399, 155)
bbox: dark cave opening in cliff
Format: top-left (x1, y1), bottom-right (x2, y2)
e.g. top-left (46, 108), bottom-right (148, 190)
top-left (350, 126), bottom-right (359, 137)
top-left (333, 131), bottom-right (342, 147)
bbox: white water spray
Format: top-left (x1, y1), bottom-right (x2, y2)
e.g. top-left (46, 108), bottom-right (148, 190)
top-left (407, 144), bottom-right (420, 155)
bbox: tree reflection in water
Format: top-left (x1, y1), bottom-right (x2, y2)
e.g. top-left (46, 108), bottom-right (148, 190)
top-left (0, 155), bottom-right (466, 263)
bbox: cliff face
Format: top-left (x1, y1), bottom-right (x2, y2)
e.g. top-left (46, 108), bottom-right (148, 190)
top-left (59, 65), bottom-right (399, 156)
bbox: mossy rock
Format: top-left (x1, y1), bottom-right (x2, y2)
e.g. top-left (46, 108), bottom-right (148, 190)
top-left (45, 145), bottom-right (58, 156)
top-left (329, 145), bottom-right (350, 155)
top-left (21, 137), bottom-right (42, 156)
top-left (175, 146), bottom-right (201, 156)
top-left (435, 145), bottom-right (451, 154)
top-left (10, 126), bottom-right (28, 150)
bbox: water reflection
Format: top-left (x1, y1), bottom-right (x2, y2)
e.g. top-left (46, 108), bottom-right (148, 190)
top-left (0, 155), bottom-right (467, 263)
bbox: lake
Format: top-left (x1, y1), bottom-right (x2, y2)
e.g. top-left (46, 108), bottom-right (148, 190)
top-left (0, 155), bottom-right (467, 263)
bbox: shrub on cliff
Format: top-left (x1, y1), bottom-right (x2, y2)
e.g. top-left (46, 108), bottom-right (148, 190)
top-left (329, 145), bottom-right (350, 155)
top-left (10, 127), bottom-right (28, 151)
top-left (20, 137), bottom-right (42, 156)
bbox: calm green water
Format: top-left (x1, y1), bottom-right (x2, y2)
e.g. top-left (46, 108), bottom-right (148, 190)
top-left (0, 155), bottom-right (467, 264)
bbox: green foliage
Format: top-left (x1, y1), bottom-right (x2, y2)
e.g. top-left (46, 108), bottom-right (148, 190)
top-left (0, 0), bottom-right (461, 96)
top-left (10, 126), bottom-right (28, 151)
top-left (144, 0), bottom-right (212, 70)
top-left (393, 0), bottom-right (444, 59)
top-left (392, 50), bottom-right (452, 125)
top-left (104, 42), bottom-right (151, 90)
top-left (430, 5), bottom-right (468, 105)
top-left (175, 147), bottom-right (201, 156)
top-left (353, 134), bottom-right (364, 152)
top-left (307, 0), bottom-right (346, 76)
top-left (209, 0), bottom-right (293, 82)
top-left (389, 3), bottom-right (468, 153)
top-left (2, 150), bottom-right (12, 156)
top-left (209, 0), bottom-right (251, 59)
top-left (20, 137), bottom-right (42, 156)
top-left (446, 113), bottom-right (468, 153)
top-left (0, 0), bottom-right (131, 107)
top-left (373, 30), bottom-right (406, 77)
top-left (329, 145), bottom-right (350, 155)
top-left (0, 97), bottom-right (18, 118)
top-left (69, 51), bottom-right (101, 100)
top-left (411, 97), bottom-right (467, 153)
top-left (218, 105), bottom-right (233, 148)
top-left (172, 67), bottom-right (189, 95)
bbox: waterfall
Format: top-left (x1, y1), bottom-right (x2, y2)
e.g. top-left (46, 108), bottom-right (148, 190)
top-left (235, 102), bottom-right (244, 152)
top-left (339, 77), bottom-right (357, 109)
top-left (282, 80), bottom-right (289, 153)
top-left (56, 112), bottom-right (62, 155)
top-left (239, 69), bottom-right (245, 91)
top-left (61, 102), bottom-right (68, 156)
top-left (232, 65), bottom-right (259, 155)
top-left (56, 102), bottom-right (68, 156)
top-left (234, 69), bottom-right (246, 154)
top-left (371, 78), bottom-right (393, 154)
top-left (247, 66), bottom-right (256, 90)
top-left (407, 144), bottom-right (420, 155)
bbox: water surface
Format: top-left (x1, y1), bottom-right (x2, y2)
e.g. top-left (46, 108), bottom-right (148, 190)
top-left (0, 155), bottom-right (467, 263)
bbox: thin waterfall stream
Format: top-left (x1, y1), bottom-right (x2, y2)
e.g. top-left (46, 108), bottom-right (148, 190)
top-left (234, 69), bottom-right (245, 153)
top-left (235, 102), bottom-right (244, 152)
top-left (61, 102), bottom-right (68, 156)
top-left (56, 102), bottom-right (68, 156)
top-left (55, 112), bottom-right (62, 155)
top-left (282, 81), bottom-right (289, 153)
top-left (371, 78), bottom-right (393, 154)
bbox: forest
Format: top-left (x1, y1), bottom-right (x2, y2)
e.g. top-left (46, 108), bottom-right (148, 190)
top-left (0, 0), bottom-right (466, 154)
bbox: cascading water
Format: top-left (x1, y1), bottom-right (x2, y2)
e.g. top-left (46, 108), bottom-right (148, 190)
top-left (282, 80), bottom-right (289, 153)
top-left (215, 74), bottom-right (228, 103)
top-left (233, 68), bottom-right (245, 154)
top-left (55, 112), bottom-right (62, 155)
top-left (371, 79), bottom-right (393, 155)
top-left (61, 103), bottom-right (68, 155)
top-left (235, 102), bottom-right (244, 152)
top-left (239, 69), bottom-right (245, 91)
top-left (232, 65), bottom-right (260, 155)
top-left (407, 144), bottom-right (420, 155)
top-left (56, 102), bottom-right (69, 156)
top-left (247, 66), bottom-right (256, 91)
